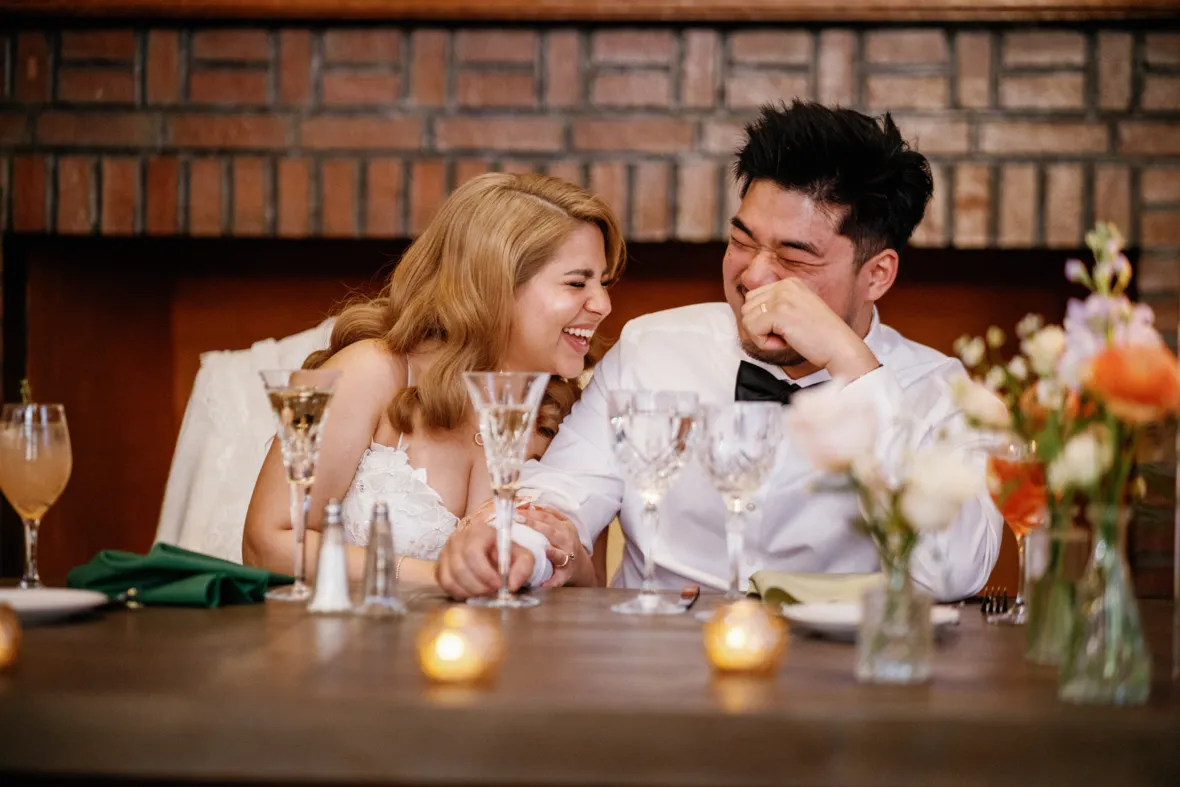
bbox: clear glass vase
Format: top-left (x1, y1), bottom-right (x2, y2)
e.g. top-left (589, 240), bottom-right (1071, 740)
top-left (856, 566), bottom-right (932, 685)
top-left (1059, 504), bottom-right (1151, 706)
top-left (1023, 516), bottom-right (1090, 666)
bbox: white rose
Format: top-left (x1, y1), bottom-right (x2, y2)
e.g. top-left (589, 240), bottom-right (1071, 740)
top-left (952, 376), bottom-right (1010, 430)
top-left (959, 336), bottom-right (986, 368)
top-left (1016, 313), bottom-right (1044, 339)
top-left (1046, 430), bottom-right (1113, 494)
top-left (984, 366), bottom-right (1005, 391)
top-left (899, 447), bottom-right (982, 532)
top-left (1021, 325), bottom-right (1067, 377)
top-left (784, 381), bottom-right (877, 472)
top-left (1007, 356), bottom-right (1028, 381)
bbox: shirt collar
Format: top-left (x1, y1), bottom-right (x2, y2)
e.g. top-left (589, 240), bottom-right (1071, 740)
top-left (734, 306), bottom-right (884, 386)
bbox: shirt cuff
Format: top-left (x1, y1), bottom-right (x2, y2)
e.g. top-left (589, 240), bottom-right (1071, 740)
top-left (511, 523), bottom-right (554, 586)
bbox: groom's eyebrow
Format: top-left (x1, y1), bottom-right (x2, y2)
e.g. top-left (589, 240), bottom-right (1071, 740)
top-left (731, 216), bottom-right (820, 257)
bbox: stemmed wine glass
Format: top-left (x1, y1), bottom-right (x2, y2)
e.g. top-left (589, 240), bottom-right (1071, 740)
top-left (463, 371), bottom-right (550, 609)
top-left (984, 433), bottom-right (1047, 625)
top-left (696, 402), bottom-right (783, 602)
top-left (0, 403), bottom-right (72, 589)
top-left (608, 390), bottom-right (699, 616)
top-left (260, 369), bottom-right (342, 602)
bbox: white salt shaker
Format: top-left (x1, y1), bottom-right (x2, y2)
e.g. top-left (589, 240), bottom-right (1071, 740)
top-left (308, 499), bottom-right (352, 614)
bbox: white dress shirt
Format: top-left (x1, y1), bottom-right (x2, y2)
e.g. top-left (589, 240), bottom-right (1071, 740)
top-left (520, 302), bottom-right (1003, 601)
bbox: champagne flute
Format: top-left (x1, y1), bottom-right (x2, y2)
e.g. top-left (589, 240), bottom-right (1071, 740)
top-left (985, 434), bottom-right (1047, 625)
top-left (0, 403), bottom-right (72, 589)
top-left (260, 369), bottom-right (342, 602)
top-left (463, 371), bottom-right (550, 609)
top-left (697, 402), bottom-right (783, 601)
top-left (609, 390), bottom-right (699, 616)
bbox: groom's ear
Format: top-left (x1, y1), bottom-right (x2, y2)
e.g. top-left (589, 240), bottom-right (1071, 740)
top-left (858, 248), bottom-right (898, 303)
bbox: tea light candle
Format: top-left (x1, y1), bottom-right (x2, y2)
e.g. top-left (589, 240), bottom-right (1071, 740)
top-left (0, 604), bottom-right (20, 672)
top-left (417, 607), bottom-right (504, 684)
top-left (702, 599), bottom-right (787, 674)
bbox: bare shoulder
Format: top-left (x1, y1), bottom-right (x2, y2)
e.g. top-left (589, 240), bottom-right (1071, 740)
top-left (320, 338), bottom-right (407, 402)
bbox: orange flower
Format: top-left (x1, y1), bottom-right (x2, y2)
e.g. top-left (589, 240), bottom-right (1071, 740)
top-left (1017, 387), bottom-right (1088, 434)
top-left (1085, 344), bottom-right (1180, 424)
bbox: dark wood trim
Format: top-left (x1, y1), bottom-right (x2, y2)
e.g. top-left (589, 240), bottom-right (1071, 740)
top-left (0, 0), bottom-right (1176, 22)
top-left (0, 235), bottom-right (30, 580)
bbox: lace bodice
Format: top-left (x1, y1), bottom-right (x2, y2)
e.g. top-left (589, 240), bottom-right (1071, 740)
top-left (340, 441), bottom-right (459, 560)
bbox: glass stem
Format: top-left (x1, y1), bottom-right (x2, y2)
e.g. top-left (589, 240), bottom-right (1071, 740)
top-left (640, 500), bottom-right (660, 596)
top-left (725, 498), bottom-right (745, 600)
top-left (494, 487), bottom-right (516, 602)
top-left (289, 481), bottom-right (310, 588)
top-left (20, 517), bottom-right (41, 589)
top-left (1014, 533), bottom-right (1027, 607)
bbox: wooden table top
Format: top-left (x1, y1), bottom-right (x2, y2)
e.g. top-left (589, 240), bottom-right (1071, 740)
top-left (1, 587), bottom-right (1178, 786)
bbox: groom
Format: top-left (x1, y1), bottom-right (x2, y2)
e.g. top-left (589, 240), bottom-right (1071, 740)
top-left (437, 100), bottom-right (1003, 601)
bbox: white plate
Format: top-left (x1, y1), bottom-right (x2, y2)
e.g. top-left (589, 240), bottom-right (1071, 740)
top-left (781, 602), bottom-right (960, 642)
top-left (0, 588), bottom-right (108, 623)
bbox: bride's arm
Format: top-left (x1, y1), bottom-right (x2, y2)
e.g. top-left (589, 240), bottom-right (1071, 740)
top-left (242, 339), bottom-right (403, 582)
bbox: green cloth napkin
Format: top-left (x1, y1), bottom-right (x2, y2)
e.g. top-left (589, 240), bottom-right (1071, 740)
top-left (67, 542), bottom-right (293, 608)
top-left (747, 571), bottom-right (883, 608)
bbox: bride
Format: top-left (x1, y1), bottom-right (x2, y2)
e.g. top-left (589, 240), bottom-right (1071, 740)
top-left (242, 173), bottom-right (625, 591)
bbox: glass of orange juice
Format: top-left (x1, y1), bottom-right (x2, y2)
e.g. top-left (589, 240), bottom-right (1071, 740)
top-left (985, 435), bottom-right (1046, 625)
top-left (0, 404), bottom-right (72, 589)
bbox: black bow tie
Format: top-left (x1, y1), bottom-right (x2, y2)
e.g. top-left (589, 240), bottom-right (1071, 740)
top-left (734, 361), bottom-right (811, 404)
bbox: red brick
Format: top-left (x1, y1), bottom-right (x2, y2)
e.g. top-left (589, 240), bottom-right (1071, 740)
top-left (1002, 32), bottom-right (1085, 67)
top-left (701, 119), bottom-right (744, 155)
top-left (100, 157), bottom-right (138, 235)
top-left (58, 67), bottom-right (136, 104)
top-left (865, 30), bottom-right (948, 64)
top-left (1143, 76), bottom-right (1180, 112)
top-left (56, 156), bottom-right (95, 234)
top-left (681, 30), bottom-right (718, 110)
top-left (817, 30), bottom-right (855, 106)
top-left (276, 157), bottom-right (310, 237)
top-left (15, 33), bottom-right (50, 103)
top-left (410, 30), bottom-right (447, 108)
top-left (456, 30), bottom-right (536, 64)
top-left (188, 158), bottom-right (224, 236)
top-left (980, 122), bottom-right (1107, 155)
top-left (12, 155), bottom-right (47, 231)
top-left (279, 30), bottom-right (312, 106)
top-left (301, 116), bottom-right (421, 150)
top-left (146, 31), bottom-right (180, 105)
top-left (591, 72), bottom-right (670, 108)
top-left (457, 71), bottom-right (536, 108)
top-left (891, 116), bottom-right (970, 155)
top-left (1045, 164), bottom-right (1083, 248)
top-left (322, 72), bottom-right (402, 107)
top-left (724, 177), bottom-right (741, 225)
top-left (1145, 34), bottom-right (1180, 66)
top-left (546, 159), bottom-right (583, 187)
top-left (997, 164), bottom-right (1037, 248)
top-left (436, 116), bottom-right (563, 153)
top-left (233, 157), bottom-right (267, 235)
top-left (454, 158), bottom-right (493, 186)
top-left (61, 30), bottom-right (135, 61)
top-left (168, 114), bottom-right (286, 149)
top-left (1142, 168), bottom-right (1180, 205)
top-left (592, 30), bottom-right (673, 64)
top-left (545, 31), bottom-right (581, 108)
top-left (188, 68), bottom-right (269, 105)
top-left (866, 75), bottom-right (947, 110)
top-left (320, 159), bottom-right (357, 237)
top-left (1094, 164), bottom-right (1131, 241)
top-left (999, 73), bottom-right (1085, 111)
top-left (632, 161), bottom-right (669, 242)
top-left (365, 159), bottom-right (403, 237)
top-left (38, 111), bottom-right (157, 147)
top-left (725, 72), bottom-right (810, 110)
top-left (1098, 32), bottom-right (1132, 111)
top-left (590, 162), bottom-right (629, 234)
top-left (574, 118), bottom-right (693, 154)
top-left (730, 31), bottom-right (812, 65)
top-left (953, 163), bottom-right (990, 248)
top-left (1142, 209), bottom-right (1180, 247)
top-left (192, 29), bottom-right (269, 62)
top-left (956, 32), bottom-right (991, 109)
top-left (676, 159), bottom-right (718, 242)
top-left (0, 113), bottom-right (28, 145)
top-left (145, 156), bottom-right (180, 234)
top-left (1119, 123), bottom-right (1180, 156)
top-left (500, 160), bottom-right (536, 176)
top-left (1137, 250), bottom-right (1180, 293)
top-left (409, 159), bottom-right (446, 235)
top-left (323, 30), bottom-right (402, 64)
top-left (911, 163), bottom-right (947, 247)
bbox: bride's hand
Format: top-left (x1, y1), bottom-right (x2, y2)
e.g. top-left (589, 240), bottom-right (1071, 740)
top-left (518, 504), bottom-right (593, 589)
top-left (435, 511), bottom-right (535, 600)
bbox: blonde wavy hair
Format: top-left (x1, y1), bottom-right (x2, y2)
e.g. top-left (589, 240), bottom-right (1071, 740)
top-left (305, 172), bottom-right (626, 435)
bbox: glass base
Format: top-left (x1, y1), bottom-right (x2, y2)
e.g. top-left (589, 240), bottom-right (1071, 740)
top-left (266, 581), bottom-right (313, 602)
top-left (468, 592), bottom-right (540, 609)
top-left (355, 598), bottom-right (407, 617)
top-left (986, 603), bottom-right (1027, 626)
top-left (19, 577), bottom-right (41, 590)
top-left (612, 592), bottom-right (686, 616)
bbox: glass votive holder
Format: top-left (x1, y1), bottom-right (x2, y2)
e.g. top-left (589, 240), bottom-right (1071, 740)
top-left (856, 579), bottom-right (932, 685)
top-left (702, 599), bottom-right (787, 675)
top-left (416, 606), bottom-right (505, 685)
top-left (0, 604), bottom-right (19, 671)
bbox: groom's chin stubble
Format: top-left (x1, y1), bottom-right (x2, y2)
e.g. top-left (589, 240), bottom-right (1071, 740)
top-left (741, 338), bottom-right (807, 368)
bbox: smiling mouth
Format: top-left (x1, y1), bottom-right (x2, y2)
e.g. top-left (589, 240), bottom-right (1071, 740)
top-left (562, 327), bottom-right (594, 351)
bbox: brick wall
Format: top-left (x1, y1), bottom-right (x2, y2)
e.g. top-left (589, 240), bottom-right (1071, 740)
top-left (1, 25), bottom-right (1178, 313)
